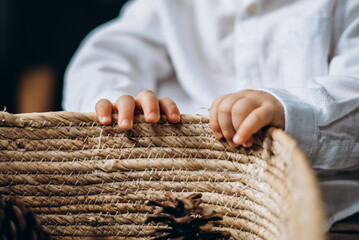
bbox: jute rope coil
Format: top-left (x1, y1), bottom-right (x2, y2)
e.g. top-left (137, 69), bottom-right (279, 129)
top-left (0, 111), bottom-right (325, 239)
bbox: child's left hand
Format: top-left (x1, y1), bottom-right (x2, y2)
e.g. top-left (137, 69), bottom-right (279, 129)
top-left (209, 90), bottom-right (285, 148)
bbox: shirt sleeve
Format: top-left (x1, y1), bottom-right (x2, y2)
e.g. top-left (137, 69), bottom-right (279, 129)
top-left (262, 2), bottom-right (359, 170)
top-left (62, 0), bottom-right (172, 112)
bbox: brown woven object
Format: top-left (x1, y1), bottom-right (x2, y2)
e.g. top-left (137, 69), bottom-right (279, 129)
top-left (0, 196), bottom-right (49, 240)
top-left (0, 111), bottom-right (325, 239)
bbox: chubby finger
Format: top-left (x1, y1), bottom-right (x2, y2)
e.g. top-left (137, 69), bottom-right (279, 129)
top-left (136, 90), bottom-right (160, 123)
top-left (217, 98), bottom-right (239, 146)
top-left (231, 98), bottom-right (260, 132)
top-left (115, 95), bottom-right (136, 130)
top-left (233, 106), bottom-right (271, 145)
top-left (209, 96), bottom-right (225, 139)
top-left (95, 99), bottom-right (113, 125)
top-left (159, 97), bottom-right (180, 123)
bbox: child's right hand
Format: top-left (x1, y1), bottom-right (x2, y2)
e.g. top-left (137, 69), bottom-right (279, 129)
top-left (95, 90), bottom-right (181, 129)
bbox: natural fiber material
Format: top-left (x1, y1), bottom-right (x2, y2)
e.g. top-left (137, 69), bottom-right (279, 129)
top-left (0, 196), bottom-right (49, 240)
top-left (0, 111), bottom-right (325, 239)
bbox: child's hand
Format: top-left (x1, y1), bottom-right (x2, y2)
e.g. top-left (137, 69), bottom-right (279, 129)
top-left (209, 90), bottom-right (284, 148)
top-left (95, 90), bottom-right (180, 129)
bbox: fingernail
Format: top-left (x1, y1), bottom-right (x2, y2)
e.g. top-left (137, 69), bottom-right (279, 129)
top-left (101, 116), bottom-right (110, 123)
top-left (171, 113), bottom-right (180, 122)
top-left (147, 112), bottom-right (158, 122)
top-left (148, 112), bottom-right (156, 119)
top-left (233, 135), bottom-right (243, 144)
top-left (120, 119), bottom-right (131, 127)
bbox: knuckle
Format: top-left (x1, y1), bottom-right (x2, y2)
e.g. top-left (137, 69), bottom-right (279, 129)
top-left (143, 89), bottom-right (155, 95)
top-left (210, 102), bottom-right (218, 111)
top-left (97, 98), bottom-right (107, 103)
top-left (95, 98), bottom-right (109, 108)
top-left (251, 112), bottom-right (264, 126)
top-left (211, 98), bottom-right (220, 108)
top-left (166, 101), bottom-right (178, 110)
top-left (116, 95), bottom-right (135, 106)
top-left (218, 103), bottom-right (232, 115)
top-left (159, 97), bottom-right (177, 107)
top-left (241, 97), bottom-right (257, 107)
top-left (239, 89), bottom-right (252, 96)
top-left (260, 105), bottom-right (273, 117)
top-left (95, 99), bottom-right (103, 108)
top-left (211, 96), bottom-right (225, 109)
top-left (138, 90), bottom-right (155, 98)
top-left (158, 96), bottom-right (170, 102)
top-left (117, 94), bottom-right (133, 101)
top-left (246, 89), bottom-right (257, 94)
top-left (231, 103), bottom-right (243, 116)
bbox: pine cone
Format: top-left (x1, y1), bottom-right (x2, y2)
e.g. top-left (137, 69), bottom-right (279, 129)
top-left (0, 196), bottom-right (49, 240)
top-left (146, 193), bottom-right (231, 240)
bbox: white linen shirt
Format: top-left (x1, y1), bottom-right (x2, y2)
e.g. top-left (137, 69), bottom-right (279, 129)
top-left (63, 0), bottom-right (359, 229)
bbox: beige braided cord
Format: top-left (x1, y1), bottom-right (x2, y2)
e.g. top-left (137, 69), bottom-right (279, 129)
top-left (0, 111), bottom-right (325, 239)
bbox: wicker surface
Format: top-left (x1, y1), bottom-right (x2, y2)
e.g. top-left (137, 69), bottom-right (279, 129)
top-left (0, 111), bottom-right (324, 239)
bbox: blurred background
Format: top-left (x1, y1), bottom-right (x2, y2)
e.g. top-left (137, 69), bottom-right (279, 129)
top-left (0, 0), bottom-right (128, 113)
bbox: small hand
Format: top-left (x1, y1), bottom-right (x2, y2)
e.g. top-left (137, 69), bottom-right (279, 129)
top-left (95, 90), bottom-right (180, 129)
top-left (209, 90), bottom-right (284, 148)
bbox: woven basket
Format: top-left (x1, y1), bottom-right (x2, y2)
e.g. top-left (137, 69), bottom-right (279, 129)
top-left (0, 112), bottom-right (324, 240)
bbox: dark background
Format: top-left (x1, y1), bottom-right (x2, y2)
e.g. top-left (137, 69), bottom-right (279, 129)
top-left (0, 0), bottom-right (129, 113)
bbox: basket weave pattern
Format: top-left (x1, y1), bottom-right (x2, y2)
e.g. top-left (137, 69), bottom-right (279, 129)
top-left (0, 112), bottom-right (324, 239)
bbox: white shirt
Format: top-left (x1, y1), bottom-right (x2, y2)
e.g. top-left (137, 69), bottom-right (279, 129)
top-left (63, 0), bottom-right (359, 229)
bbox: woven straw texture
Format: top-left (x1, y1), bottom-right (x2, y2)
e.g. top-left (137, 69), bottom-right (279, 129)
top-left (0, 111), bottom-right (324, 240)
